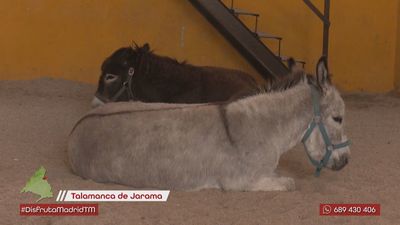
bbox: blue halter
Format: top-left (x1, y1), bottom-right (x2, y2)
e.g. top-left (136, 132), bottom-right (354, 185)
top-left (302, 85), bottom-right (351, 177)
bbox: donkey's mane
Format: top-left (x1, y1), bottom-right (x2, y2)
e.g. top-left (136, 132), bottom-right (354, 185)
top-left (131, 43), bottom-right (188, 67)
top-left (115, 43), bottom-right (198, 79)
top-left (261, 71), bottom-right (315, 93)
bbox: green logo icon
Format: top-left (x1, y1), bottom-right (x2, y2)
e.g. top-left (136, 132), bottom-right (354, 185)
top-left (21, 166), bottom-right (53, 202)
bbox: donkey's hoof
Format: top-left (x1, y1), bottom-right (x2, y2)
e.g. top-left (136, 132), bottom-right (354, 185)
top-left (280, 177), bottom-right (296, 191)
top-left (250, 177), bottom-right (296, 191)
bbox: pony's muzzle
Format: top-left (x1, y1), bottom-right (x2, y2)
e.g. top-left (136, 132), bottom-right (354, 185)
top-left (91, 96), bottom-right (105, 108)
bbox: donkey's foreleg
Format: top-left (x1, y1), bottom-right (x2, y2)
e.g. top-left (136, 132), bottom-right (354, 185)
top-left (248, 176), bottom-right (295, 191)
top-left (218, 174), bottom-right (295, 192)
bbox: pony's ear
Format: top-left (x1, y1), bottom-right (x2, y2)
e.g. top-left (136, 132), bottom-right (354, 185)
top-left (287, 57), bottom-right (296, 72)
top-left (142, 43), bottom-right (150, 52)
top-left (316, 56), bottom-right (331, 85)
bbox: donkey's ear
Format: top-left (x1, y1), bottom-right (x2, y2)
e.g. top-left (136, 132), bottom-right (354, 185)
top-left (142, 43), bottom-right (150, 52)
top-left (287, 57), bottom-right (304, 77)
top-left (131, 41), bottom-right (139, 50)
top-left (287, 58), bottom-right (296, 72)
top-left (316, 56), bottom-right (331, 85)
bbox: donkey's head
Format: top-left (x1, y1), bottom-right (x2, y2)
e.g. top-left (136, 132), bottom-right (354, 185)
top-left (92, 43), bottom-right (151, 107)
top-left (302, 57), bottom-right (350, 174)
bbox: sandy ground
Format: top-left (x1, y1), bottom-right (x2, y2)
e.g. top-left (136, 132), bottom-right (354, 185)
top-left (1, 78), bottom-right (400, 225)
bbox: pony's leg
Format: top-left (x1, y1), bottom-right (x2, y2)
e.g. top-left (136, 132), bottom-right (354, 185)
top-left (248, 176), bottom-right (295, 191)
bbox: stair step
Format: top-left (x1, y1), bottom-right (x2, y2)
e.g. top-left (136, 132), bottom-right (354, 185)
top-left (256, 32), bottom-right (282, 40)
top-left (231, 8), bottom-right (259, 17)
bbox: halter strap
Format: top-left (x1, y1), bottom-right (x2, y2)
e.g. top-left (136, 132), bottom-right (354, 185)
top-left (109, 67), bottom-right (135, 102)
top-left (302, 85), bottom-right (351, 177)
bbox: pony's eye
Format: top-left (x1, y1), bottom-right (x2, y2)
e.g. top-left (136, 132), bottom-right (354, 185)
top-left (332, 116), bottom-right (343, 124)
top-left (105, 74), bottom-right (117, 81)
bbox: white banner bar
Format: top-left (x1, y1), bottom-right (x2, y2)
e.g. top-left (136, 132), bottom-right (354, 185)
top-left (56, 190), bottom-right (63, 201)
top-left (61, 190), bottom-right (170, 202)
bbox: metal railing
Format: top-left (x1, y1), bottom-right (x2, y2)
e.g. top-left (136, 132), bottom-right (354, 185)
top-left (303, 0), bottom-right (331, 58)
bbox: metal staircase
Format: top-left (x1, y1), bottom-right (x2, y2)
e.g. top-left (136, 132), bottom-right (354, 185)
top-left (188, 0), bottom-right (289, 80)
top-left (227, 1), bottom-right (306, 68)
top-left (189, 0), bottom-right (331, 80)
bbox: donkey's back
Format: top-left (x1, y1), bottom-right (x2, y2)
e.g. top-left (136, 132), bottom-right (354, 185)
top-left (68, 102), bottom-right (240, 190)
top-left (199, 66), bottom-right (260, 101)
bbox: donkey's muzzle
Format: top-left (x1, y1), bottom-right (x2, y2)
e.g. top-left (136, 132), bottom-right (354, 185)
top-left (331, 155), bottom-right (349, 171)
top-left (91, 96), bottom-right (105, 108)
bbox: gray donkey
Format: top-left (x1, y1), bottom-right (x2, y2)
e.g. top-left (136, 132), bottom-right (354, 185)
top-left (68, 56), bottom-right (350, 191)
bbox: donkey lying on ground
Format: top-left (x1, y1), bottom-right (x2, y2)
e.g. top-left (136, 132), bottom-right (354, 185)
top-left (91, 43), bottom-right (259, 107)
top-left (69, 56), bottom-right (350, 191)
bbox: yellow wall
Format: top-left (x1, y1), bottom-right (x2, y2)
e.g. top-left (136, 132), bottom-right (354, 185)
top-left (330, 1), bottom-right (399, 92)
top-left (395, 1), bottom-right (400, 92)
top-left (0, 0), bottom-right (259, 83)
top-left (1, 0), bottom-right (400, 92)
top-left (224, 0), bottom-right (399, 92)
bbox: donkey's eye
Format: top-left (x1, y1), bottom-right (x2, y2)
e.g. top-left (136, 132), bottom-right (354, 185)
top-left (104, 74), bottom-right (117, 81)
top-left (332, 116), bottom-right (343, 124)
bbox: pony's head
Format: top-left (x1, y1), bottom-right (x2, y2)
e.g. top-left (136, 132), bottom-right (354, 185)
top-left (92, 43), bottom-right (151, 107)
top-left (301, 57), bottom-right (350, 173)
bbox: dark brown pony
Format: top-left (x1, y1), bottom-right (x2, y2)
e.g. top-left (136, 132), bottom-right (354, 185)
top-left (92, 43), bottom-right (259, 107)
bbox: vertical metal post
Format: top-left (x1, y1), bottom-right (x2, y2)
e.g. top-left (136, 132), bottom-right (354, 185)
top-left (278, 39), bottom-right (281, 58)
top-left (303, 0), bottom-right (331, 59)
top-left (322, 0), bottom-right (330, 58)
top-left (255, 15), bottom-right (259, 33)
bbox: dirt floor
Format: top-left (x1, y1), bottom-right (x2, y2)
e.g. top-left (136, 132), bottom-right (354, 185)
top-left (1, 78), bottom-right (400, 225)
